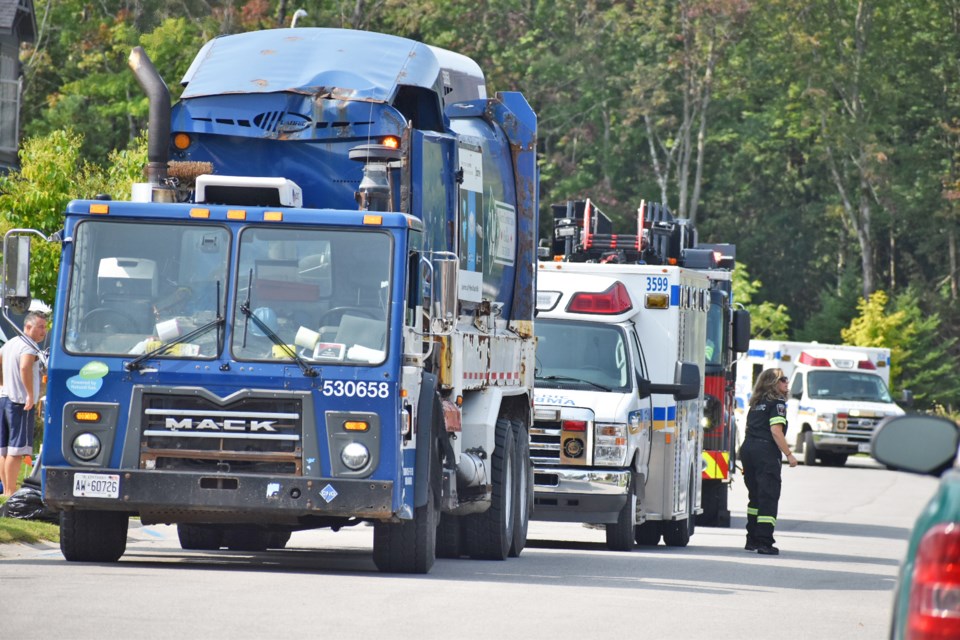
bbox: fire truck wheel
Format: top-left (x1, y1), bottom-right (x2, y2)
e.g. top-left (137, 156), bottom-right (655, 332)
top-left (223, 526), bottom-right (270, 551)
top-left (436, 513), bottom-right (462, 558)
top-left (373, 483), bottom-right (438, 573)
top-left (464, 418), bottom-right (516, 560)
top-left (606, 472), bottom-right (636, 551)
top-left (696, 480), bottom-right (730, 528)
top-left (177, 523), bottom-right (224, 550)
top-left (634, 520), bottom-right (661, 546)
top-left (803, 431), bottom-right (819, 466)
top-left (509, 419), bottom-right (533, 558)
top-left (60, 510), bottom-right (129, 562)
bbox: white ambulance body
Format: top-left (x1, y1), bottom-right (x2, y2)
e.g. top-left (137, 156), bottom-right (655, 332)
top-left (533, 261), bottom-right (708, 548)
top-left (735, 340), bottom-right (904, 466)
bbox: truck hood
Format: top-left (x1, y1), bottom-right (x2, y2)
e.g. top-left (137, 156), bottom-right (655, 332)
top-left (534, 388), bottom-right (635, 423)
top-left (793, 398), bottom-right (905, 417)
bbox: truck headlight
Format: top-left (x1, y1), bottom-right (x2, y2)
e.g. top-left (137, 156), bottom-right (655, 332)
top-left (595, 423), bottom-right (627, 465)
top-left (340, 442), bottom-right (370, 470)
top-left (817, 413), bottom-right (836, 431)
top-left (72, 433), bottom-right (101, 461)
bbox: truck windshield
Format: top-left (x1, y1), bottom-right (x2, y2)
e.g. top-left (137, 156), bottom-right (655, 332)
top-left (705, 302), bottom-right (723, 367)
top-left (807, 370), bottom-right (893, 403)
top-left (534, 319), bottom-right (631, 392)
top-left (64, 220), bottom-right (230, 357)
top-left (232, 227), bottom-right (392, 365)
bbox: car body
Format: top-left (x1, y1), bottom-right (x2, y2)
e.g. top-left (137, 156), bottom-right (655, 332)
top-left (871, 414), bottom-right (960, 640)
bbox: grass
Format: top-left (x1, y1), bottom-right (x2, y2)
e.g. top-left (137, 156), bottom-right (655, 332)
top-left (0, 455), bottom-right (60, 546)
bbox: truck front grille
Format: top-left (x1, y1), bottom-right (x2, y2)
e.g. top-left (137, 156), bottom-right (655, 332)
top-left (530, 421), bottom-right (562, 466)
top-left (841, 415), bottom-right (883, 442)
top-left (139, 393), bottom-right (303, 475)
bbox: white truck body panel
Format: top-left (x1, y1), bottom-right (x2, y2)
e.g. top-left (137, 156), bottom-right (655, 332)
top-left (533, 262), bottom-right (708, 526)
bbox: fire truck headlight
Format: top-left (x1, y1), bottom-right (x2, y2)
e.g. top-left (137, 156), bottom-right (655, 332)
top-left (72, 433), bottom-right (102, 461)
top-left (595, 423), bottom-right (627, 465)
top-left (340, 442), bottom-right (370, 470)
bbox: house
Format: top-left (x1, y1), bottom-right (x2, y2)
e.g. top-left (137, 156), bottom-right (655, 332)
top-left (0, 0), bottom-right (35, 172)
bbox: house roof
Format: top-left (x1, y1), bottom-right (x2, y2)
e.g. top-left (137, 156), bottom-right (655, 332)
top-left (0, 0), bottom-right (35, 41)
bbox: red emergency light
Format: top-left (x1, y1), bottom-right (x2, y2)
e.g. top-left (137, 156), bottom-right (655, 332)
top-left (798, 352), bottom-right (831, 367)
top-left (562, 420), bottom-right (587, 432)
top-left (567, 282), bottom-right (633, 315)
top-left (858, 360), bottom-right (877, 370)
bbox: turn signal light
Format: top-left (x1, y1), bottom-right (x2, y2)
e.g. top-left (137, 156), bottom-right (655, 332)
top-left (74, 411), bottom-right (101, 422)
top-left (907, 523), bottom-right (960, 640)
top-left (344, 421), bottom-right (369, 432)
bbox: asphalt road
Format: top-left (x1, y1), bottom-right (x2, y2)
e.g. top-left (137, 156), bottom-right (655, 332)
top-left (0, 455), bottom-right (936, 639)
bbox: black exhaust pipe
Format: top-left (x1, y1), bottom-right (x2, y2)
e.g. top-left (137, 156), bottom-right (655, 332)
top-left (128, 46), bottom-right (170, 185)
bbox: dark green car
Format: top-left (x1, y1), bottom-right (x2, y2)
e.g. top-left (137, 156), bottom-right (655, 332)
top-left (872, 414), bottom-right (960, 640)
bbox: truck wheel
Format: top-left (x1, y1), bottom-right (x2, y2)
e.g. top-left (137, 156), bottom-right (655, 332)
top-left (373, 484), bottom-right (438, 573)
top-left (223, 526), bottom-right (270, 551)
top-left (267, 531), bottom-right (292, 549)
top-left (634, 520), bottom-right (661, 546)
top-left (60, 510), bottom-right (128, 562)
top-left (662, 514), bottom-right (693, 547)
top-left (822, 452), bottom-right (848, 467)
top-left (803, 431), bottom-right (818, 466)
top-left (177, 524), bottom-right (224, 550)
top-left (509, 419), bottom-right (532, 558)
top-left (606, 472), bottom-right (635, 551)
top-left (464, 418), bottom-right (516, 560)
top-left (436, 513), bottom-right (462, 558)
top-left (697, 479), bottom-right (731, 528)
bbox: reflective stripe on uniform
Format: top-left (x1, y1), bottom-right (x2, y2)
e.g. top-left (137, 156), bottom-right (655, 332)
top-left (757, 515), bottom-right (777, 526)
top-left (769, 416), bottom-right (786, 426)
top-left (747, 507), bottom-right (758, 516)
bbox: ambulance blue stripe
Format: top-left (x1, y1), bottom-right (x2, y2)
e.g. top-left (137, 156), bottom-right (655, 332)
top-left (653, 406), bottom-right (677, 420)
top-left (670, 285), bottom-right (679, 306)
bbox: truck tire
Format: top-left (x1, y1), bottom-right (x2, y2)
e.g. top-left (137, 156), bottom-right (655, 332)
top-left (464, 418), bottom-right (516, 560)
top-left (436, 513), bottom-right (462, 558)
top-left (634, 520), bottom-right (661, 546)
top-left (697, 479), bottom-right (731, 527)
top-left (177, 524), bottom-right (224, 550)
top-left (223, 526), bottom-right (270, 551)
top-left (662, 514), bottom-right (694, 547)
top-left (822, 452), bottom-right (848, 467)
top-left (373, 483), bottom-right (438, 573)
top-left (267, 531), bottom-right (292, 549)
top-left (509, 418), bottom-right (532, 558)
top-left (803, 431), bottom-right (818, 466)
top-left (60, 510), bottom-right (128, 562)
top-left (606, 472), bottom-right (635, 551)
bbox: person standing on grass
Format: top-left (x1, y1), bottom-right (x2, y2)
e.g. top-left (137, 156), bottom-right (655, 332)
top-left (0, 311), bottom-right (48, 497)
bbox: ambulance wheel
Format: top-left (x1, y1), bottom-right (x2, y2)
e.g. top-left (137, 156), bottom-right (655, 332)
top-left (177, 524), bottom-right (224, 550)
top-left (436, 513), bottom-right (462, 558)
top-left (662, 514), bottom-right (693, 547)
top-left (606, 473), bottom-right (636, 551)
top-left (373, 482), bottom-right (438, 573)
top-left (60, 510), bottom-right (128, 562)
top-left (464, 418), bottom-right (516, 560)
top-left (634, 520), bottom-right (661, 546)
top-left (822, 452), bottom-right (848, 467)
top-left (223, 526), bottom-right (270, 551)
top-left (509, 419), bottom-right (532, 558)
top-left (803, 431), bottom-right (818, 466)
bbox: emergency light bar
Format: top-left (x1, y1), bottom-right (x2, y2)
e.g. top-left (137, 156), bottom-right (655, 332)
top-left (799, 351), bottom-right (881, 370)
top-left (567, 282), bottom-right (633, 315)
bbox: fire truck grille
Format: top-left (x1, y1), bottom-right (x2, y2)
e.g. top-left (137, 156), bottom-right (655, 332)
top-left (139, 394), bottom-right (303, 475)
top-left (530, 421), bottom-right (562, 466)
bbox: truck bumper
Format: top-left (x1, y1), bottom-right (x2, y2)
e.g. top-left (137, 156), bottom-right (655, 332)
top-left (812, 432), bottom-right (871, 455)
top-left (531, 467), bottom-right (629, 524)
top-left (43, 467), bottom-right (395, 522)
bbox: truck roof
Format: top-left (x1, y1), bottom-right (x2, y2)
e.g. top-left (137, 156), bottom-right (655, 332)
top-left (180, 28), bottom-right (483, 104)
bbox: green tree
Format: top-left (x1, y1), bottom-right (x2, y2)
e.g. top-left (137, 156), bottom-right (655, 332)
top-left (732, 262), bottom-right (790, 338)
top-left (841, 289), bottom-right (960, 409)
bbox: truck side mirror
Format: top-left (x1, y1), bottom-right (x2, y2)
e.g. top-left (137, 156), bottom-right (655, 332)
top-left (900, 389), bottom-right (914, 408)
top-left (636, 375), bottom-right (651, 400)
top-left (648, 361), bottom-right (701, 401)
top-left (432, 256), bottom-right (458, 335)
top-left (732, 309), bottom-right (750, 353)
top-left (2, 234), bottom-right (32, 313)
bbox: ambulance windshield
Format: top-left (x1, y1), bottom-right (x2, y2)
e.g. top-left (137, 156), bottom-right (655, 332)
top-left (807, 370), bottom-right (893, 403)
top-left (534, 320), bottom-right (631, 392)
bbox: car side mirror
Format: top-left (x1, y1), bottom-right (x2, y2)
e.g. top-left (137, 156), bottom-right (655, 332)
top-left (872, 414), bottom-right (958, 476)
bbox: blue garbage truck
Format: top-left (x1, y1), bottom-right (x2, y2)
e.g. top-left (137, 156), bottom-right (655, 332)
top-left (3, 28), bottom-right (537, 573)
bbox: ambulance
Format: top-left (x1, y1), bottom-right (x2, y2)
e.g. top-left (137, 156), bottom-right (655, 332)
top-left (533, 201), bottom-right (708, 548)
top-left (736, 340), bottom-right (907, 466)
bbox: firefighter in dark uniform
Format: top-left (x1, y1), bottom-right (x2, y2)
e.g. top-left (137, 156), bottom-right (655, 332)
top-left (740, 368), bottom-right (797, 555)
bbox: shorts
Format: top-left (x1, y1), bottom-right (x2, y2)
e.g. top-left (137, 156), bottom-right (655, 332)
top-left (0, 399), bottom-right (35, 457)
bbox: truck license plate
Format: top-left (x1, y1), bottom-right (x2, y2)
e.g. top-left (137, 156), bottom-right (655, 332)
top-left (73, 473), bottom-right (120, 499)
top-left (858, 443), bottom-right (871, 454)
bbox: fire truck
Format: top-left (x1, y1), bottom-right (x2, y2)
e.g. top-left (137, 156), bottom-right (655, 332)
top-left (532, 200), bottom-right (708, 548)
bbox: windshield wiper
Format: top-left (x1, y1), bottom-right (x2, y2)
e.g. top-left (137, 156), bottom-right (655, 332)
top-left (536, 374), bottom-right (612, 392)
top-left (239, 273), bottom-right (318, 378)
top-left (126, 281), bottom-right (225, 372)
